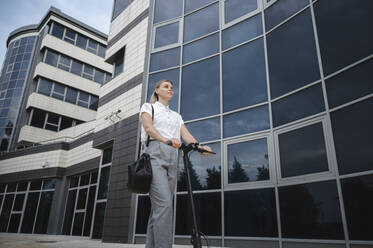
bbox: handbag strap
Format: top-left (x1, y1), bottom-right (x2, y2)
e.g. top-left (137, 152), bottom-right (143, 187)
top-left (145, 104), bottom-right (154, 147)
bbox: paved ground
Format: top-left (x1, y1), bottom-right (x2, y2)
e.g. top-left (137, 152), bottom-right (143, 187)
top-left (0, 233), bottom-right (217, 248)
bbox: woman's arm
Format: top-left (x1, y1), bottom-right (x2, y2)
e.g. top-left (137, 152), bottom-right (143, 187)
top-left (141, 112), bottom-right (181, 148)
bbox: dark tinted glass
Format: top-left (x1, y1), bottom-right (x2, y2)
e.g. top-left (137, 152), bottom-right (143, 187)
top-left (148, 68), bottom-right (179, 111)
top-left (102, 147), bottom-right (113, 164)
top-left (92, 202), bottom-right (106, 239)
top-left (62, 190), bottom-right (77, 235)
top-left (83, 185), bottom-right (96, 236)
top-left (8, 214), bottom-right (21, 233)
top-left (185, 117), bottom-right (220, 143)
top-left (17, 182), bottom-right (28, 191)
top-left (76, 188), bottom-right (88, 210)
top-left (223, 104), bottom-right (270, 138)
top-left (64, 28), bottom-right (76, 44)
top-left (97, 166), bottom-right (111, 200)
top-left (228, 138), bottom-right (269, 184)
top-left (94, 69), bottom-right (104, 84)
top-left (155, 22), bottom-right (179, 48)
top-left (185, 0), bottom-right (214, 13)
top-left (90, 171), bottom-right (98, 184)
top-left (222, 38), bottom-right (267, 112)
top-left (264, 0), bottom-right (309, 30)
top-left (341, 174), bottom-right (373, 240)
top-left (98, 44), bottom-right (106, 58)
top-left (0, 184), bottom-right (5, 193)
top-left (71, 60), bottom-right (83, 76)
top-left (222, 13), bottom-right (262, 50)
top-left (21, 192), bottom-right (40, 233)
top-left (181, 56), bottom-right (220, 121)
top-left (65, 88), bottom-right (78, 104)
top-left (76, 35), bottom-right (87, 49)
top-left (178, 142), bottom-right (221, 191)
top-left (70, 177), bottom-right (79, 188)
top-left (224, 0), bottom-right (257, 23)
top-left (279, 180), bottom-right (344, 239)
top-left (225, 188), bottom-right (277, 237)
top-left (13, 194), bottom-right (25, 211)
top-left (7, 183), bottom-right (17, 192)
top-left (37, 79), bottom-right (52, 96)
top-left (135, 195), bottom-right (151, 234)
top-left (326, 59), bottom-right (373, 109)
top-left (176, 192), bottom-right (221, 235)
top-left (271, 84), bottom-right (325, 127)
top-left (154, 0), bottom-right (182, 24)
top-left (267, 9), bottom-right (320, 99)
top-left (30, 180), bottom-right (42, 190)
top-left (47, 112), bottom-right (59, 125)
top-left (89, 96), bottom-right (99, 110)
top-left (45, 50), bottom-right (58, 67)
top-left (60, 116), bottom-right (73, 130)
top-left (279, 122), bottom-right (329, 178)
top-left (113, 50), bottom-right (124, 77)
top-left (58, 55), bottom-right (71, 71)
top-left (0, 194), bottom-right (14, 231)
top-left (51, 22), bottom-right (64, 39)
top-left (150, 47), bottom-right (180, 72)
top-left (34, 191), bottom-right (54, 234)
top-left (52, 84), bottom-right (65, 100)
top-left (184, 3), bottom-right (219, 42)
top-left (330, 98), bottom-right (373, 175)
top-left (80, 174), bottom-right (90, 186)
top-left (314, 0), bottom-right (373, 75)
top-left (87, 40), bottom-right (98, 53)
top-left (72, 212), bottom-right (84, 236)
top-left (43, 179), bottom-right (56, 189)
top-left (112, 0), bottom-right (132, 20)
top-left (183, 33), bottom-right (219, 64)
top-left (30, 109), bottom-right (46, 128)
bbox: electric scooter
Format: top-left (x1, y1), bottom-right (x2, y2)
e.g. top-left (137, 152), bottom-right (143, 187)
top-left (179, 143), bottom-right (216, 248)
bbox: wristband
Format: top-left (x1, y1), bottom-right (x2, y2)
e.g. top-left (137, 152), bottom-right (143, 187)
top-left (167, 140), bottom-right (173, 146)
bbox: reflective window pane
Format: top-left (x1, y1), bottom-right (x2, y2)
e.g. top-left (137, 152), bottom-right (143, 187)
top-left (279, 122), bottom-right (329, 178)
top-left (89, 96), bottom-right (99, 111)
top-left (64, 28), bottom-right (76, 44)
top-left (87, 40), bottom-right (98, 53)
top-left (155, 22), bottom-right (179, 48)
top-left (225, 188), bottom-right (277, 237)
top-left (185, 117), bottom-right (220, 143)
top-left (148, 68), bottom-right (180, 111)
top-left (45, 50), bottom-right (58, 67)
top-left (271, 84), bottom-right (325, 127)
top-left (76, 35), bottom-right (87, 49)
top-left (21, 192), bottom-right (40, 233)
top-left (223, 105), bottom-right (270, 138)
top-left (98, 44), bottom-right (106, 58)
top-left (37, 79), bottom-right (52, 96)
top-left (264, 0), bottom-right (309, 31)
top-left (183, 33), bottom-right (219, 64)
top-left (72, 212), bottom-right (84, 236)
top-left (227, 138), bottom-right (269, 184)
top-left (222, 38), bottom-right (267, 112)
top-left (184, 3), bottom-right (219, 42)
top-left (102, 147), bottom-right (113, 164)
top-left (178, 142), bottom-right (221, 191)
top-left (97, 166), bottom-right (111, 200)
top-left (60, 116), bottom-right (73, 130)
top-left (150, 47), bottom-right (180, 72)
top-left (224, 0), bottom-right (257, 23)
top-left (113, 0), bottom-right (132, 20)
top-left (154, 0), bottom-right (182, 24)
top-left (341, 174), bottom-right (373, 240)
top-left (135, 195), bottom-right (151, 234)
top-left (279, 180), bottom-right (344, 239)
top-left (181, 56), bottom-right (220, 121)
top-left (314, 0), bottom-right (373, 75)
top-left (34, 191), bottom-right (54, 234)
top-left (13, 194), bottom-right (25, 211)
top-left (0, 194), bottom-right (14, 231)
top-left (267, 9), bottom-right (320, 99)
top-left (326, 59), bottom-right (373, 109)
top-left (330, 98), bottom-right (373, 175)
top-left (66, 88), bottom-right (78, 104)
top-left (8, 214), bottom-right (21, 233)
top-left (185, 0), bottom-right (215, 13)
top-left (30, 109), bottom-right (46, 128)
top-left (92, 202), bottom-right (106, 239)
top-left (83, 185), bottom-right (96, 236)
top-left (76, 188), bottom-right (88, 210)
top-left (94, 69), bottom-right (104, 84)
top-left (71, 60), bottom-right (83, 76)
top-left (51, 22), bottom-right (64, 39)
top-left (62, 190), bottom-right (77, 235)
top-left (222, 13), bottom-right (262, 50)
top-left (43, 179), bottom-right (56, 189)
top-left (176, 192), bottom-right (221, 235)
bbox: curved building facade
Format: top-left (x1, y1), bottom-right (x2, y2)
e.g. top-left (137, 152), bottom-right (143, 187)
top-left (133, 0), bottom-right (373, 247)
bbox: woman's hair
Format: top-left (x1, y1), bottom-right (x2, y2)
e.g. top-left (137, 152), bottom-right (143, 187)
top-left (149, 79), bottom-right (173, 103)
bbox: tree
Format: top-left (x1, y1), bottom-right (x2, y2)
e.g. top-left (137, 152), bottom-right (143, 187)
top-left (256, 153), bottom-right (269, 181)
top-left (178, 160), bottom-right (202, 191)
top-left (205, 166), bottom-right (221, 189)
top-left (229, 156), bottom-right (249, 183)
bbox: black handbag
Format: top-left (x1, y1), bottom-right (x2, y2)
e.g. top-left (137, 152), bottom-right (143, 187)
top-left (127, 105), bottom-right (154, 194)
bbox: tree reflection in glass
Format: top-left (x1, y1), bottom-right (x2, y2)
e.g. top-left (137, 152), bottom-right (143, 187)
top-left (177, 142), bottom-right (221, 191)
top-left (228, 138), bottom-right (269, 184)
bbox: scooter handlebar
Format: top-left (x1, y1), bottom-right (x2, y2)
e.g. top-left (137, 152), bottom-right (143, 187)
top-left (180, 143), bottom-right (216, 154)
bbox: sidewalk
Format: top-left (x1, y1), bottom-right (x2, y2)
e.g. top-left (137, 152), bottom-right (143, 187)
top-left (0, 233), bottom-right (216, 248)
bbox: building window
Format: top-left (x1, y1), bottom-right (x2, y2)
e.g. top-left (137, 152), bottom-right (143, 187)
top-left (112, 0), bottom-right (133, 20)
top-left (29, 108), bottom-right (84, 131)
top-left (113, 49), bottom-right (124, 77)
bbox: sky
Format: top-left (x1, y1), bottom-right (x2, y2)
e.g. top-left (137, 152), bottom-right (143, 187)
top-left (0, 0), bottom-right (114, 68)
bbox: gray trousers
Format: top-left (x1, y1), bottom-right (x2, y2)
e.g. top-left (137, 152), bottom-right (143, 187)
top-left (145, 141), bottom-right (178, 248)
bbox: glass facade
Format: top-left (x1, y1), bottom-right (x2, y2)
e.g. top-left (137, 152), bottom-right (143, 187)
top-left (0, 36), bottom-right (37, 151)
top-left (136, 0), bottom-right (373, 246)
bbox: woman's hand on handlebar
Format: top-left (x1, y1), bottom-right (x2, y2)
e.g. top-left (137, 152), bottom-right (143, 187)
top-left (170, 138), bottom-right (182, 149)
top-left (198, 145), bottom-right (212, 156)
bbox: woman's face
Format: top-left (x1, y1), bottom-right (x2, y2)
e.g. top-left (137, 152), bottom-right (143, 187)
top-left (156, 81), bottom-right (173, 101)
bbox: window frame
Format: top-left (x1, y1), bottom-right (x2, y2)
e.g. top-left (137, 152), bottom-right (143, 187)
top-left (223, 132), bottom-right (276, 190)
top-left (152, 19), bottom-right (182, 53)
top-left (222, 0), bottom-right (263, 28)
top-left (273, 116), bottom-right (337, 185)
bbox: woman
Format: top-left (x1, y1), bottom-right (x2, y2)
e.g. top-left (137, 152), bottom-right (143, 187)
top-left (140, 79), bottom-right (211, 248)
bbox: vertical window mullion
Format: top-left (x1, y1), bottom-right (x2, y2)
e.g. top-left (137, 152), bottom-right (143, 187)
top-left (31, 190), bottom-right (43, 234)
top-left (43, 113), bottom-right (48, 129)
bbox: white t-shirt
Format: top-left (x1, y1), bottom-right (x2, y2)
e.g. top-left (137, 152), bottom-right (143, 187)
top-left (140, 101), bottom-right (184, 143)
